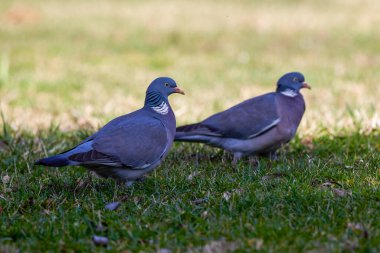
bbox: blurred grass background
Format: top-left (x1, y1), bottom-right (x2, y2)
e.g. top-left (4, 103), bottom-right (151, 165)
top-left (0, 0), bottom-right (379, 134)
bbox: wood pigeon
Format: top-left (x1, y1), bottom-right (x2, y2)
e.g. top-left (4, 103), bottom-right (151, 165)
top-left (35, 77), bottom-right (185, 186)
top-left (175, 72), bottom-right (310, 163)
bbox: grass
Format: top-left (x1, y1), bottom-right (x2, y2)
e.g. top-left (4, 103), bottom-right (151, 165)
top-left (0, 127), bottom-right (379, 252)
top-left (0, 0), bottom-right (380, 251)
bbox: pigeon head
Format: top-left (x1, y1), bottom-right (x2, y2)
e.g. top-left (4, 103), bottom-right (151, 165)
top-left (147, 77), bottom-right (185, 97)
top-left (276, 72), bottom-right (311, 94)
top-left (145, 77), bottom-right (184, 113)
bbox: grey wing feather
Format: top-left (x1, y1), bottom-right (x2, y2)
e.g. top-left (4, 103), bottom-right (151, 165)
top-left (70, 114), bottom-right (169, 169)
top-left (92, 116), bottom-right (168, 168)
top-left (191, 93), bottom-right (280, 139)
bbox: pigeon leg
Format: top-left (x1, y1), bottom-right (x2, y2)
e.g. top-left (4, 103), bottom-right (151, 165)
top-left (232, 152), bottom-right (242, 166)
top-left (268, 151), bottom-right (278, 161)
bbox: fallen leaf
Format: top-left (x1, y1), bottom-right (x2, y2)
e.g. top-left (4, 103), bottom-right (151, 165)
top-left (301, 136), bottom-right (314, 150)
top-left (92, 235), bottom-right (109, 246)
top-left (105, 202), bottom-right (121, 211)
top-left (333, 188), bottom-right (352, 197)
top-left (2, 175), bottom-right (10, 184)
top-left (247, 238), bottom-right (264, 250)
top-left (318, 180), bottom-right (343, 188)
top-left (202, 238), bottom-right (238, 253)
top-left (223, 192), bottom-right (231, 201)
top-left (74, 179), bottom-right (86, 192)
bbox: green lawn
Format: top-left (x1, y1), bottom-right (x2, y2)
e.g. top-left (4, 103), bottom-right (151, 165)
top-left (1, 0), bottom-right (379, 252)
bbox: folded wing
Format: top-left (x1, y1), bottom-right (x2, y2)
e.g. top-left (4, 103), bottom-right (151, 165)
top-left (177, 93), bottom-right (280, 140)
top-left (70, 115), bottom-right (169, 169)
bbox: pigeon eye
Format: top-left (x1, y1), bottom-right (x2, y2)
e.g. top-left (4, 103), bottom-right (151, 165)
top-left (164, 83), bottom-right (169, 87)
top-left (293, 77), bottom-right (299, 82)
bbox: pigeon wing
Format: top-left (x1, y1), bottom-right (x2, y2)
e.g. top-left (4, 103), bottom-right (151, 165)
top-left (195, 93), bottom-right (280, 139)
top-left (70, 115), bottom-right (169, 169)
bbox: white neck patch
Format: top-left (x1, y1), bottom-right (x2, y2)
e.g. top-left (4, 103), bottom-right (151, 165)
top-left (281, 89), bottom-right (298, 97)
top-left (151, 101), bottom-right (169, 115)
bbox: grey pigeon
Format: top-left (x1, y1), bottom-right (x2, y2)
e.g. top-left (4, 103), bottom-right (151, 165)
top-left (175, 72), bottom-right (310, 163)
top-left (35, 77), bottom-right (184, 186)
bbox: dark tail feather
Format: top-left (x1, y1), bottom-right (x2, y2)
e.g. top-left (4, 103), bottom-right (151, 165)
top-left (175, 123), bottom-right (211, 143)
top-left (35, 155), bottom-right (69, 167)
top-left (176, 123), bottom-right (201, 133)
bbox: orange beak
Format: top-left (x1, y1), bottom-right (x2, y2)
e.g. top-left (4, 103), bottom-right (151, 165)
top-left (173, 87), bottom-right (185, 95)
top-left (302, 82), bottom-right (311, 89)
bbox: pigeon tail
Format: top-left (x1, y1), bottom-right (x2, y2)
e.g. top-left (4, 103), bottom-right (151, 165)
top-left (174, 132), bottom-right (211, 143)
top-left (35, 155), bottom-right (70, 167)
top-left (174, 124), bottom-right (211, 143)
top-left (176, 123), bottom-right (201, 133)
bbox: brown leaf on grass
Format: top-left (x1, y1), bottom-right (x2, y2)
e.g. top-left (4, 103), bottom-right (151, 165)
top-left (262, 172), bottom-right (287, 181)
top-left (316, 180), bottom-right (352, 197)
top-left (2, 175), bottom-right (10, 184)
top-left (74, 179), bottom-right (86, 193)
top-left (201, 238), bottom-right (238, 253)
top-left (315, 180), bottom-right (342, 188)
top-left (333, 188), bottom-right (352, 197)
top-left (301, 136), bottom-right (314, 150)
top-left (247, 238), bottom-right (264, 250)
